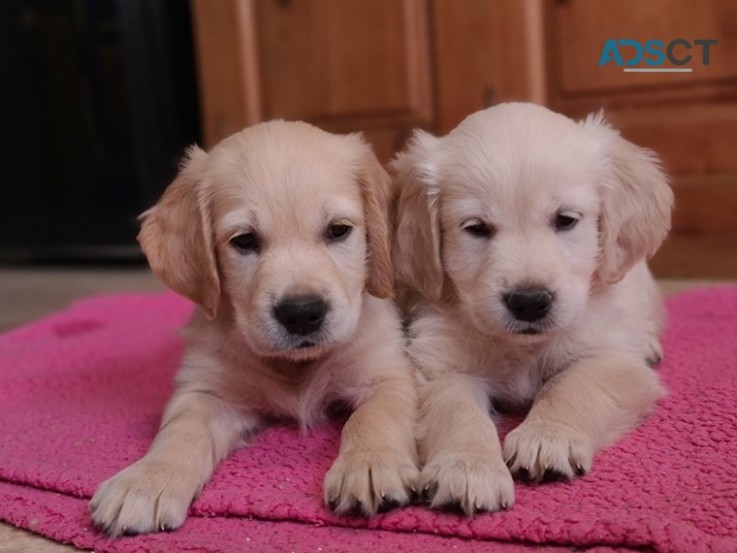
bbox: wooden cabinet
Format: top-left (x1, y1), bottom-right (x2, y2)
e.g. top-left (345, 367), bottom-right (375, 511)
top-left (192, 0), bottom-right (431, 161)
top-left (255, 0), bottom-right (431, 123)
top-left (551, 0), bottom-right (737, 93)
top-left (547, 0), bottom-right (737, 177)
top-left (191, 0), bottom-right (737, 277)
top-left (542, 0), bottom-right (737, 277)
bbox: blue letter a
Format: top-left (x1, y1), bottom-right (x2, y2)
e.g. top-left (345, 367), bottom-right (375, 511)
top-left (599, 39), bottom-right (624, 66)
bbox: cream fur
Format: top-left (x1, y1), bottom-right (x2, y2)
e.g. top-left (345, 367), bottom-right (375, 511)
top-left (393, 103), bottom-right (672, 515)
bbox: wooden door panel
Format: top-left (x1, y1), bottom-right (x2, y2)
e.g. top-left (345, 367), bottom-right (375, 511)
top-left (610, 103), bottom-right (737, 175)
top-left (256, 0), bottom-right (431, 123)
top-left (552, 0), bottom-right (737, 94)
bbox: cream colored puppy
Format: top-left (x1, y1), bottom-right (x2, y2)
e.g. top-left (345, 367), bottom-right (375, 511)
top-left (393, 103), bottom-right (672, 515)
top-left (90, 121), bottom-right (418, 536)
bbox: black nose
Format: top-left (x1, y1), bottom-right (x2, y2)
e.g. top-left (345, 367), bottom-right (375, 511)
top-left (503, 288), bottom-right (554, 322)
top-left (273, 295), bottom-right (328, 336)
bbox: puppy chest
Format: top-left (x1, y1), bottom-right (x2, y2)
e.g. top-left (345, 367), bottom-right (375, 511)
top-left (482, 353), bottom-right (546, 410)
top-left (250, 373), bottom-right (335, 429)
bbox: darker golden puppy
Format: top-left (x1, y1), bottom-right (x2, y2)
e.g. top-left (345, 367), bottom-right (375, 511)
top-left (91, 121), bottom-right (418, 536)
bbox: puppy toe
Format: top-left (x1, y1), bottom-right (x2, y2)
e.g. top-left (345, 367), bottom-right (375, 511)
top-left (377, 495), bottom-right (402, 514)
top-left (568, 439), bottom-right (593, 476)
top-left (541, 467), bottom-right (570, 483)
top-left (324, 449), bottom-right (417, 516)
top-left (504, 419), bottom-right (593, 483)
top-left (646, 337), bottom-right (664, 366)
top-left (421, 450), bottom-right (515, 516)
top-left (90, 459), bottom-right (196, 537)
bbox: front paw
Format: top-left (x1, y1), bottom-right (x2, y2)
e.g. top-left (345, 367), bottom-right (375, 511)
top-left (324, 448), bottom-right (419, 517)
top-left (419, 450), bottom-right (514, 516)
top-left (503, 419), bottom-right (594, 482)
top-left (90, 458), bottom-right (199, 536)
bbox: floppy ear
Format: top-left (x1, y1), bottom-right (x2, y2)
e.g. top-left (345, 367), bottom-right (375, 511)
top-left (137, 146), bottom-right (221, 319)
top-left (357, 142), bottom-right (396, 299)
top-left (584, 113), bottom-right (674, 284)
top-left (391, 130), bottom-right (444, 301)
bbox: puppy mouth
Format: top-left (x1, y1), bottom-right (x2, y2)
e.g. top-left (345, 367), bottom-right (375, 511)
top-left (274, 335), bottom-right (335, 359)
top-left (507, 321), bottom-right (554, 337)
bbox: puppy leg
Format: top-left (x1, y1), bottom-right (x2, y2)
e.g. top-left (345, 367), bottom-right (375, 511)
top-left (418, 373), bottom-right (514, 515)
top-left (324, 370), bottom-right (419, 516)
top-left (90, 390), bottom-right (256, 536)
top-left (504, 356), bottom-right (664, 482)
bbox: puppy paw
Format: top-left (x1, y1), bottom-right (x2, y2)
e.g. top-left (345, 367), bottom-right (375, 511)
top-left (90, 458), bottom-right (199, 536)
top-left (419, 450), bottom-right (514, 515)
top-left (503, 419), bottom-right (593, 482)
top-left (324, 448), bottom-right (419, 516)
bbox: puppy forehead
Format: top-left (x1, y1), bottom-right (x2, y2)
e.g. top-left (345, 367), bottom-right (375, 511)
top-left (206, 123), bottom-right (365, 231)
top-left (438, 106), bottom-right (602, 214)
top-left (442, 155), bottom-right (598, 210)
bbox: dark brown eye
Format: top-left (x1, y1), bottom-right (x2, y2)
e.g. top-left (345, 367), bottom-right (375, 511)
top-left (554, 213), bottom-right (579, 231)
top-left (327, 224), bottom-right (352, 241)
top-left (463, 220), bottom-right (492, 238)
top-left (230, 232), bottom-right (259, 253)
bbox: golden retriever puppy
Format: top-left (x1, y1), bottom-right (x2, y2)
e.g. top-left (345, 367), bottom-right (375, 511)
top-left (90, 121), bottom-right (418, 536)
top-left (393, 103), bottom-right (672, 515)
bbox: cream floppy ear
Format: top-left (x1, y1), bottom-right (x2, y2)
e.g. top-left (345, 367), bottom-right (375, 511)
top-left (391, 130), bottom-right (444, 301)
top-left (356, 140), bottom-right (396, 299)
top-left (137, 145), bottom-right (221, 319)
top-left (583, 113), bottom-right (674, 284)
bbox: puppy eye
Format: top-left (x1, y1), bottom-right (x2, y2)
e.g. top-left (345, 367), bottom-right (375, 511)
top-left (327, 224), bottom-right (352, 241)
top-left (462, 219), bottom-right (492, 238)
top-left (554, 213), bottom-right (579, 231)
top-left (230, 232), bottom-right (260, 253)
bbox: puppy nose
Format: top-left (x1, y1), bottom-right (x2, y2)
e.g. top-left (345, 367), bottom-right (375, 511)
top-left (273, 295), bottom-right (328, 336)
top-left (503, 288), bottom-right (554, 322)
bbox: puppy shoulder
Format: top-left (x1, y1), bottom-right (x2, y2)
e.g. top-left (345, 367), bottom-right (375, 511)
top-left (174, 309), bottom-right (264, 402)
top-left (558, 263), bottom-right (662, 365)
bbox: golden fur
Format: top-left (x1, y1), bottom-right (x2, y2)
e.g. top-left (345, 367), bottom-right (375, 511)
top-left (392, 103), bottom-right (673, 515)
top-left (90, 121), bottom-right (418, 536)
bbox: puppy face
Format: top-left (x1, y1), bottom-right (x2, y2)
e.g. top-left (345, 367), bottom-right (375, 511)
top-left (394, 103), bottom-right (672, 342)
top-left (139, 121), bottom-right (394, 360)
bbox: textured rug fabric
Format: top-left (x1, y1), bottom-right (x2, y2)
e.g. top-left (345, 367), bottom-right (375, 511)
top-left (1, 288), bottom-right (736, 553)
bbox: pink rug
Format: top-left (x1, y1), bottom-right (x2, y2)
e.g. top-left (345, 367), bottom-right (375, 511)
top-left (1, 288), bottom-right (736, 553)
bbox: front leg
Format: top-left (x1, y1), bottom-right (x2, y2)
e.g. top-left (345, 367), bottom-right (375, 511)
top-left (324, 368), bottom-right (419, 516)
top-left (504, 355), bottom-right (664, 482)
top-left (418, 372), bottom-right (514, 516)
top-left (90, 390), bottom-right (256, 536)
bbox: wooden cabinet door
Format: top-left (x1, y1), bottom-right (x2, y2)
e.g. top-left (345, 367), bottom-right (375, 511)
top-left (545, 0), bottom-right (737, 278)
top-left (192, 0), bottom-right (431, 160)
top-left (553, 0), bottom-right (737, 93)
top-left (547, 0), bottom-right (737, 176)
top-left (255, 0), bottom-right (431, 123)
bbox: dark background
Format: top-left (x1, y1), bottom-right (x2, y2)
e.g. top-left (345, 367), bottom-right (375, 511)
top-left (0, 0), bottom-right (200, 261)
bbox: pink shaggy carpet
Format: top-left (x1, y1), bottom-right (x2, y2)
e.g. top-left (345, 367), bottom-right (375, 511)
top-left (1, 288), bottom-right (736, 553)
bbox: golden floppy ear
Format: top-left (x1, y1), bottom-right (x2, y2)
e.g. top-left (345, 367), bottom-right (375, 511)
top-left (391, 130), bottom-right (444, 301)
top-left (357, 142), bottom-right (396, 299)
top-left (583, 113), bottom-right (674, 284)
top-left (137, 145), bottom-right (221, 319)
